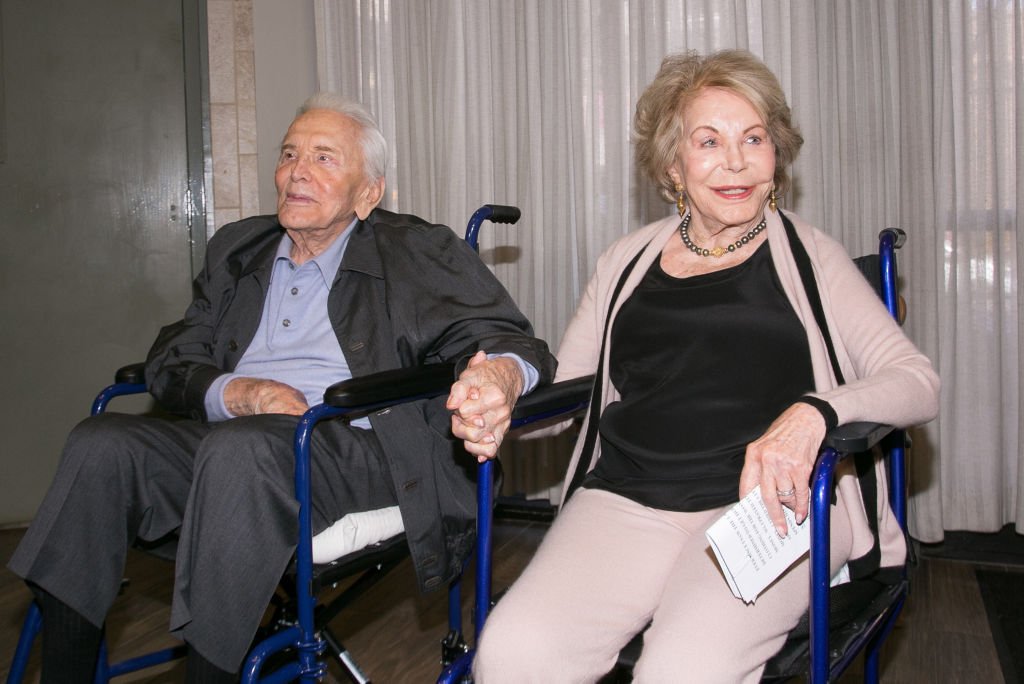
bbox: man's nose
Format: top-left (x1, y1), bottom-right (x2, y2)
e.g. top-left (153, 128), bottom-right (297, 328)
top-left (290, 155), bottom-right (312, 180)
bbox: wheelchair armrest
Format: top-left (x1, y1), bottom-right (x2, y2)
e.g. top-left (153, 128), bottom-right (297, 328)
top-left (115, 362), bottom-right (147, 384)
top-left (823, 422), bottom-right (894, 453)
top-left (511, 374), bottom-right (594, 422)
top-left (92, 363), bottom-right (149, 416)
top-left (322, 362), bottom-right (457, 408)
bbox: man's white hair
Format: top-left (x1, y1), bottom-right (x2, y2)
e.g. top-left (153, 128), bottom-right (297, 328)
top-left (296, 93), bottom-right (387, 182)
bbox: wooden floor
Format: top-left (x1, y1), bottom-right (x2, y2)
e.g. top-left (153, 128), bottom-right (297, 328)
top-left (0, 522), bottom-right (1014, 683)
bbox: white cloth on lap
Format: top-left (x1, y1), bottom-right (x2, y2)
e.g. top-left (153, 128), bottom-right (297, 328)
top-left (310, 505), bottom-right (405, 564)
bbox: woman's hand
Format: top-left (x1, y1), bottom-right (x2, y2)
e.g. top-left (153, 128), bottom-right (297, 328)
top-left (738, 402), bottom-right (826, 536)
top-left (447, 351), bottom-right (525, 462)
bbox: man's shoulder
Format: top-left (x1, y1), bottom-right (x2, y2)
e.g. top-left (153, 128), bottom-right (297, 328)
top-left (212, 214), bottom-right (282, 241)
top-left (207, 215), bottom-right (283, 260)
top-left (363, 208), bottom-right (459, 243)
top-left (348, 208), bottom-right (484, 284)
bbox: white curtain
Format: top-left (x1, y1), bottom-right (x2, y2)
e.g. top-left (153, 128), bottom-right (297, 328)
top-left (315, 0), bottom-right (1024, 542)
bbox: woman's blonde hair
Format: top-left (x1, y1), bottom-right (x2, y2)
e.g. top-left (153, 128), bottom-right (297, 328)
top-left (633, 50), bottom-right (803, 202)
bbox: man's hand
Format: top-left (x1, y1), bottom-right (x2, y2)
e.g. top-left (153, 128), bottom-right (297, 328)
top-left (738, 402), bottom-right (826, 536)
top-left (224, 377), bottom-right (310, 416)
top-left (447, 351), bottom-right (525, 462)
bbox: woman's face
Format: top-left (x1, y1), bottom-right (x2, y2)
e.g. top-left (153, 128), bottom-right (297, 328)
top-left (669, 87), bottom-right (776, 235)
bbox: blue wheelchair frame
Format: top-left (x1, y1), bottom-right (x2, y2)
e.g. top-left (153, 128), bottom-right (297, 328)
top-left (437, 228), bottom-right (910, 684)
top-left (7, 205), bottom-right (521, 684)
top-left (806, 227), bottom-right (909, 683)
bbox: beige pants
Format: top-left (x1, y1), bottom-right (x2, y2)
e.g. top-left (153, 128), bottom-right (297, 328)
top-left (474, 488), bottom-right (854, 683)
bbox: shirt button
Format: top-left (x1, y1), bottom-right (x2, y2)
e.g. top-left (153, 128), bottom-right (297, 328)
top-left (291, 287), bottom-right (299, 295)
top-left (282, 319), bottom-right (291, 328)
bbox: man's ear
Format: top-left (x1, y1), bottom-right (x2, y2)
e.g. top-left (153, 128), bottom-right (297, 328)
top-left (355, 177), bottom-right (385, 220)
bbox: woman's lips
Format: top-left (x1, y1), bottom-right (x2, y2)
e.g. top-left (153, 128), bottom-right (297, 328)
top-left (712, 186), bottom-right (753, 200)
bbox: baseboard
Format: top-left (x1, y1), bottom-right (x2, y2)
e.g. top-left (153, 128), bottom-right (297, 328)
top-left (917, 524), bottom-right (1024, 566)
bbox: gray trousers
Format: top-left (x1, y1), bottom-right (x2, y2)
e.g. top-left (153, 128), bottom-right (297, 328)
top-left (7, 411), bottom-right (398, 672)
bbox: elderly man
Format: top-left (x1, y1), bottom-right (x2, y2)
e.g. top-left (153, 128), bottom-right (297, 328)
top-left (8, 93), bottom-right (555, 680)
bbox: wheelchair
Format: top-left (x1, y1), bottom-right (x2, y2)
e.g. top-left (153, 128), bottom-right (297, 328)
top-left (6, 204), bottom-right (520, 684)
top-left (437, 228), bottom-right (913, 684)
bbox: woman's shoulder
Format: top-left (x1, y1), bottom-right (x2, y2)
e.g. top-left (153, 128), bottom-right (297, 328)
top-left (779, 210), bottom-right (851, 265)
top-left (597, 214), bottom-right (678, 266)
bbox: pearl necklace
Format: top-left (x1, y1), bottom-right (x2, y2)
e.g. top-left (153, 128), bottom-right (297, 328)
top-left (678, 212), bottom-right (767, 258)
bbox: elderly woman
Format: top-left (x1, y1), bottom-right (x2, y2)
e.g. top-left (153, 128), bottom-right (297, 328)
top-left (470, 50), bottom-right (939, 682)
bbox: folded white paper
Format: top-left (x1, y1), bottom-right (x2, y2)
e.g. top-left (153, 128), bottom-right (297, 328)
top-left (705, 486), bottom-right (809, 604)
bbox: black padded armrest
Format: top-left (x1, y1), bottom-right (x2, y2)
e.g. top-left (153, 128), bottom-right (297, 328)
top-left (323, 363), bottom-right (456, 408)
top-left (115, 363), bottom-right (147, 384)
top-left (511, 375), bottom-right (594, 421)
top-left (508, 376), bottom-right (892, 453)
top-left (824, 421), bottom-right (894, 453)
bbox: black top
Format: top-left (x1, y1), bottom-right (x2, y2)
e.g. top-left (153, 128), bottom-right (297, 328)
top-left (584, 241), bottom-right (815, 511)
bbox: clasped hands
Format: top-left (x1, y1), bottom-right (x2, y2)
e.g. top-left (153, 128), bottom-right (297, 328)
top-left (447, 350), bottom-right (525, 462)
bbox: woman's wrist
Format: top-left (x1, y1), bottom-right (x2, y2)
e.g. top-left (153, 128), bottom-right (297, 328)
top-left (795, 396), bottom-right (838, 431)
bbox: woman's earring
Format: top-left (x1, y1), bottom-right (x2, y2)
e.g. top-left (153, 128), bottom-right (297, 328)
top-left (675, 184), bottom-right (687, 218)
top-left (769, 186), bottom-right (778, 213)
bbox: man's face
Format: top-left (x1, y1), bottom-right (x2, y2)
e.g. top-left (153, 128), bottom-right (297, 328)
top-left (274, 108), bottom-right (383, 236)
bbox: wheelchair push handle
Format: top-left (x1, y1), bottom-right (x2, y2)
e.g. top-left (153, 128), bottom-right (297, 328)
top-left (464, 204), bottom-right (521, 252)
top-left (482, 204), bottom-right (521, 224)
top-left (115, 362), bottom-right (147, 385)
top-left (879, 227), bottom-right (906, 249)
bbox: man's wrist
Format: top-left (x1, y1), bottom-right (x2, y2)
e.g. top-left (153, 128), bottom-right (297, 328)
top-left (205, 373), bottom-right (244, 422)
top-left (487, 352), bottom-right (538, 396)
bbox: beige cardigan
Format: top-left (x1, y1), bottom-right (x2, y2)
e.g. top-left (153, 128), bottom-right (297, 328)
top-left (551, 210), bottom-right (940, 570)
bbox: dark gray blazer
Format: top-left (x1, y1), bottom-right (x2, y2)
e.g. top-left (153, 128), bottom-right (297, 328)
top-left (145, 208), bottom-right (556, 591)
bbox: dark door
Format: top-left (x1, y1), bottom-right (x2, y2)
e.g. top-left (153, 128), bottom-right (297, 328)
top-left (0, 0), bottom-right (204, 522)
